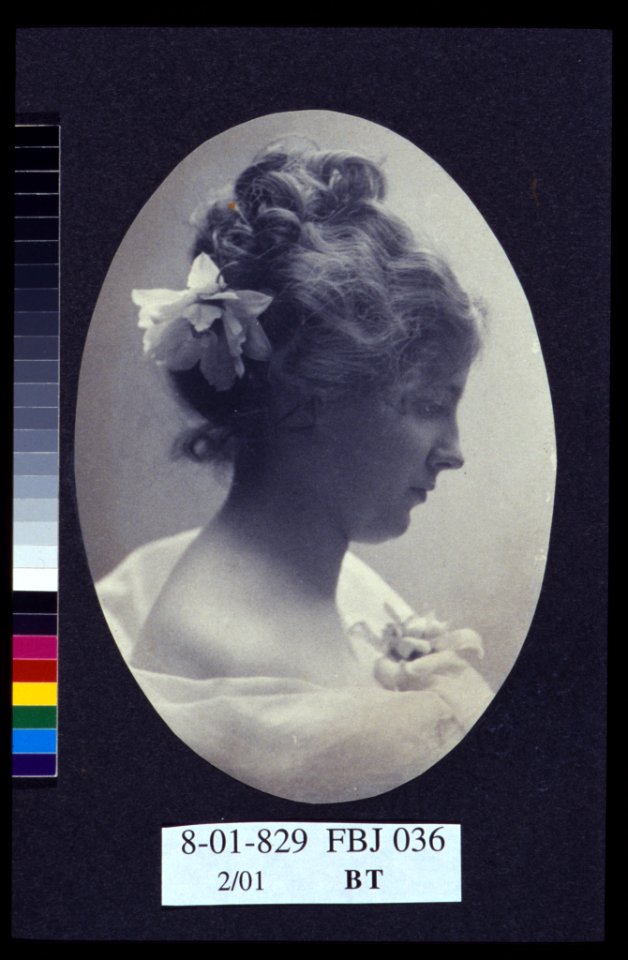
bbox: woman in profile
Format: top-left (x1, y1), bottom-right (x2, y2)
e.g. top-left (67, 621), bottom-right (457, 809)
top-left (98, 145), bottom-right (493, 803)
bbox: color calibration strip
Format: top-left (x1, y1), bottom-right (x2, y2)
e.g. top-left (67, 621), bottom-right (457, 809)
top-left (13, 123), bottom-right (59, 777)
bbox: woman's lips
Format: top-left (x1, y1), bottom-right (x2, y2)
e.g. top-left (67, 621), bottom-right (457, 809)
top-left (408, 483), bottom-right (435, 503)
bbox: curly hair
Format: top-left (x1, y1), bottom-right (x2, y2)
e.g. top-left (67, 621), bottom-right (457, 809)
top-left (169, 144), bottom-right (482, 463)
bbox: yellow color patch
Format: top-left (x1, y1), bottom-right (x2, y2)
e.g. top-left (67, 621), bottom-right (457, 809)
top-left (13, 682), bottom-right (57, 706)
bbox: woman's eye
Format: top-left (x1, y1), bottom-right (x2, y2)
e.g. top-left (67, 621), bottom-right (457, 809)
top-left (409, 400), bottom-right (447, 418)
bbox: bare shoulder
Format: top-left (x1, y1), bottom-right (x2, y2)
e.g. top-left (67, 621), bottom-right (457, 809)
top-left (129, 535), bottom-right (288, 680)
top-left (127, 527), bottom-right (369, 686)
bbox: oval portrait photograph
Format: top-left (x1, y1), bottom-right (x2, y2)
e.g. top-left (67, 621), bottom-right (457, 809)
top-left (75, 110), bottom-right (555, 804)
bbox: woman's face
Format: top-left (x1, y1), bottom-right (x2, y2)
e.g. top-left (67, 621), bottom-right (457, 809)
top-left (312, 368), bottom-right (469, 544)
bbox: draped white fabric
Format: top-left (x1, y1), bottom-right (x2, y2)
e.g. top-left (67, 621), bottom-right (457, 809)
top-left (97, 530), bottom-right (493, 803)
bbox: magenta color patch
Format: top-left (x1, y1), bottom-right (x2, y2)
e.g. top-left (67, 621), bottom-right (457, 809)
top-left (12, 635), bottom-right (58, 659)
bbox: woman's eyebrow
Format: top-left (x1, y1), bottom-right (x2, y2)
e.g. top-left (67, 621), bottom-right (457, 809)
top-left (408, 383), bottom-right (462, 400)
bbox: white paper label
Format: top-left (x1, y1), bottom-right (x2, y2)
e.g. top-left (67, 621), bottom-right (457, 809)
top-left (162, 821), bottom-right (461, 905)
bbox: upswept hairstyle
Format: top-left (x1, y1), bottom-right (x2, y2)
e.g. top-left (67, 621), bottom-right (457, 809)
top-left (169, 144), bottom-right (482, 463)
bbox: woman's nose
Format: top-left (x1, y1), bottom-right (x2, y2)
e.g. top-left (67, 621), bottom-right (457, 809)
top-left (429, 428), bottom-right (464, 472)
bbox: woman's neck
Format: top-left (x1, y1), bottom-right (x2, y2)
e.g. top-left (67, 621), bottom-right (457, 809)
top-left (210, 455), bottom-right (348, 601)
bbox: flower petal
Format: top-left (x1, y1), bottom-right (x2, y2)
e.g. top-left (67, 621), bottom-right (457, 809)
top-left (399, 615), bottom-right (428, 637)
top-left (432, 628), bottom-right (484, 659)
top-left (164, 336), bottom-right (204, 371)
top-left (199, 330), bottom-right (236, 391)
top-left (242, 317), bottom-right (272, 360)
top-left (184, 301), bottom-right (223, 332)
top-left (222, 306), bottom-right (246, 358)
top-left (229, 290), bottom-right (274, 319)
top-left (373, 656), bottom-right (403, 691)
top-left (421, 615), bottom-right (449, 639)
top-left (145, 318), bottom-right (201, 370)
top-left (397, 650), bottom-right (467, 689)
top-left (186, 252), bottom-right (220, 291)
top-left (200, 290), bottom-right (239, 302)
top-left (132, 287), bottom-right (184, 308)
top-left (133, 288), bottom-right (198, 326)
top-left (390, 634), bottom-right (432, 660)
top-left (141, 316), bottom-right (182, 355)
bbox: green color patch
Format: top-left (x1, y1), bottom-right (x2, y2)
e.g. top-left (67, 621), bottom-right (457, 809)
top-left (12, 705), bottom-right (57, 728)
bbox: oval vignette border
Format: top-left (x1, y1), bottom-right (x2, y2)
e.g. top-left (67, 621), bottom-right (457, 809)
top-left (74, 109), bottom-right (556, 801)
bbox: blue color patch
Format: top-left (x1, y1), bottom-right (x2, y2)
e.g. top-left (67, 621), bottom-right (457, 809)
top-left (12, 728), bottom-right (57, 754)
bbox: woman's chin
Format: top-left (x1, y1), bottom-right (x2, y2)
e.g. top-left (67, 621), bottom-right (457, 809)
top-left (352, 511), bottom-right (412, 545)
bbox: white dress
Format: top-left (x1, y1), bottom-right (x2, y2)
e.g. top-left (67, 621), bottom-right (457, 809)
top-left (97, 529), bottom-right (493, 804)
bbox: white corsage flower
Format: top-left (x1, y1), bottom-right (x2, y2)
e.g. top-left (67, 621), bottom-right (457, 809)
top-left (132, 253), bottom-right (273, 391)
top-left (350, 603), bottom-right (484, 692)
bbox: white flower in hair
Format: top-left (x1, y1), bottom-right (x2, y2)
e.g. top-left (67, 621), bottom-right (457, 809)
top-left (132, 253), bottom-right (273, 391)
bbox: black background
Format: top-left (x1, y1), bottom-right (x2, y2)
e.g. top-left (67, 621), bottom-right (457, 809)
top-left (14, 27), bottom-right (609, 941)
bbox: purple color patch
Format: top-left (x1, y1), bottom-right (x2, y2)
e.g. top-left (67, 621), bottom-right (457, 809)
top-left (12, 753), bottom-right (57, 777)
